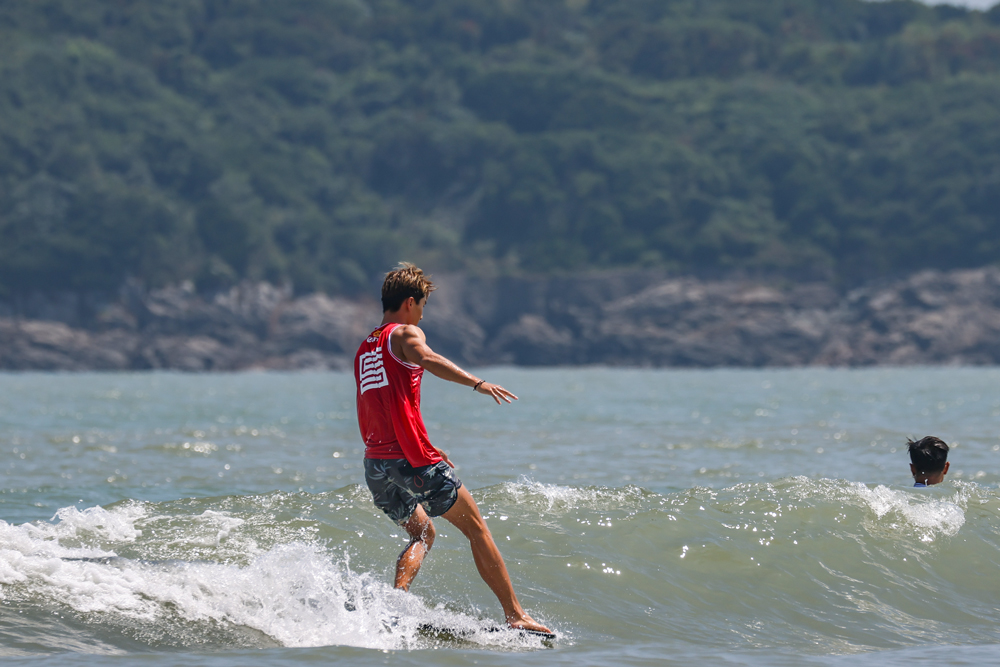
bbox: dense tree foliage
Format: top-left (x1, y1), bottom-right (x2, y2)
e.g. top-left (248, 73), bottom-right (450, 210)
top-left (1, 0), bottom-right (999, 295)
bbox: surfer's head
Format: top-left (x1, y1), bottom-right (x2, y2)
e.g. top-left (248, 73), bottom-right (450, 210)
top-left (907, 436), bottom-right (949, 485)
top-left (382, 262), bottom-right (436, 314)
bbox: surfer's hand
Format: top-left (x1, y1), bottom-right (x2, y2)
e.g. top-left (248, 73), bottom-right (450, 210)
top-left (477, 382), bottom-right (518, 405)
top-left (434, 446), bottom-right (454, 467)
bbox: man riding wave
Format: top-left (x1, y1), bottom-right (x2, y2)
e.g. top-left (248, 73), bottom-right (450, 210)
top-left (354, 262), bottom-right (551, 635)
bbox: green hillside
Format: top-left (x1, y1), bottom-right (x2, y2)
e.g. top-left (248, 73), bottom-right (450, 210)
top-left (2, 0), bottom-right (999, 295)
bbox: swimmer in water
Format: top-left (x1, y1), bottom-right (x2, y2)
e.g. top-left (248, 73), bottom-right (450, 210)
top-left (908, 436), bottom-right (949, 487)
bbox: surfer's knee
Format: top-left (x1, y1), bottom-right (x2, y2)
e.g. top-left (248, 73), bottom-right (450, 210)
top-left (456, 515), bottom-right (491, 543)
top-left (404, 514), bottom-right (435, 547)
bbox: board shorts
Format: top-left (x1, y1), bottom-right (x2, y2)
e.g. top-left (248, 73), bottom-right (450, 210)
top-left (364, 458), bottom-right (463, 525)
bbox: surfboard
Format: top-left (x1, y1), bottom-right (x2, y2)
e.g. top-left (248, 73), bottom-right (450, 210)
top-left (417, 621), bottom-right (556, 640)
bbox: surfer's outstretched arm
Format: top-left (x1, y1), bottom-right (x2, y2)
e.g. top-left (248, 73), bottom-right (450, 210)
top-left (392, 325), bottom-right (517, 405)
top-left (442, 486), bottom-right (551, 635)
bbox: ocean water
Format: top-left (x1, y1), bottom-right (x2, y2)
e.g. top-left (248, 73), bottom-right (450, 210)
top-left (2, 367), bottom-right (1000, 666)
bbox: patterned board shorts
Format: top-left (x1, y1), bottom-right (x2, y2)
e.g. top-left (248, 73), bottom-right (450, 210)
top-left (364, 458), bottom-right (463, 525)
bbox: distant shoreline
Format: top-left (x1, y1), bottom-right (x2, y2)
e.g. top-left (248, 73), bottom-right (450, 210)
top-left (2, 267), bottom-right (1000, 371)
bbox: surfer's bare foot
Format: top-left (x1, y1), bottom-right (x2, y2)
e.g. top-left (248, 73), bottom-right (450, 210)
top-left (506, 614), bottom-right (551, 634)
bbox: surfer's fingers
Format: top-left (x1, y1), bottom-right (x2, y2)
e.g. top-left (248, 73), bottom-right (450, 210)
top-left (479, 382), bottom-right (517, 404)
top-left (494, 386), bottom-right (518, 403)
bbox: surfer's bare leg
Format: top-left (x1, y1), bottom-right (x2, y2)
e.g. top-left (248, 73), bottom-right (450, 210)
top-left (442, 485), bottom-right (551, 634)
top-left (395, 506), bottom-right (435, 591)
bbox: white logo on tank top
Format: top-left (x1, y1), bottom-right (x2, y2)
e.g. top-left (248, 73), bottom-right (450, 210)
top-left (359, 350), bottom-right (389, 394)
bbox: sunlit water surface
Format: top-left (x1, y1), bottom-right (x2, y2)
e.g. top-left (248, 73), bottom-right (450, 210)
top-left (2, 367), bottom-right (1000, 666)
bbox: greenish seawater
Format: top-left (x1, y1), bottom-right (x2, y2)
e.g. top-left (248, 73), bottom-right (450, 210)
top-left (1, 368), bottom-right (1000, 666)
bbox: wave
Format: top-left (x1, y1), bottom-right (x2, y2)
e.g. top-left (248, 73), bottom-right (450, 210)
top-left (0, 492), bottom-right (556, 655)
top-left (2, 478), bottom-right (999, 655)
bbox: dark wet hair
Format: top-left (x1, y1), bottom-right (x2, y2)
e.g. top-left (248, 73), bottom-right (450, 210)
top-left (907, 436), bottom-right (949, 474)
top-left (381, 262), bottom-right (436, 313)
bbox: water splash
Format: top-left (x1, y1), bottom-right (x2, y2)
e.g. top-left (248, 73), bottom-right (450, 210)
top-left (0, 502), bottom-right (555, 652)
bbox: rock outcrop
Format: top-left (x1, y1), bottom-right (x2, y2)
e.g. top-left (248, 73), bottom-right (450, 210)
top-left (0, 282), bottom-right (377, 371)
top-left (2, 267), bottom-right (1000, 370)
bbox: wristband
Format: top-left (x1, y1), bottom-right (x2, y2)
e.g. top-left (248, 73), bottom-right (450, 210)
top-left (473, 380), bottom-right (485, 392)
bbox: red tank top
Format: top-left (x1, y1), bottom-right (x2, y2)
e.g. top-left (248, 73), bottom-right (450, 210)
top-left (354, 323), bottom-right (441, 467)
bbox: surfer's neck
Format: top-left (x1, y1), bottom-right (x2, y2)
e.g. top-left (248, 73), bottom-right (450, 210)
top-left (381, 296), bottom-right (426, 327)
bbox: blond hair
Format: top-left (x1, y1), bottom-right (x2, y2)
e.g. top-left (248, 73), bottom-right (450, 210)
top-left (381, 262), bottom-right (436, 312)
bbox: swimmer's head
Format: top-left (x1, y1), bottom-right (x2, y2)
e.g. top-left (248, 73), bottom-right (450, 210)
top-left (908, 435), bottom-right (949, 485)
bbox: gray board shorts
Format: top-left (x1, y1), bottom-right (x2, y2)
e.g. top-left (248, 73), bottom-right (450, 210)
top-left (364, 458), bottom-right (462, 525)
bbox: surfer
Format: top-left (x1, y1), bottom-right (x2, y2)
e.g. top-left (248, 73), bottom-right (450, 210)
top-left (354, 262), bottom-right (551, 635)
top-left (908, 436), bottom-right (950, 487)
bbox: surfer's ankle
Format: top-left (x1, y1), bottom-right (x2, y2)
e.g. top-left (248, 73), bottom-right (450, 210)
top-left (505, 611), bottom-right (526, 625)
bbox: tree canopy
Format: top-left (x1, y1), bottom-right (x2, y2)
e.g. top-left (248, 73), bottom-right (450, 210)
top-left (1, 0), bottom-right (999, 295)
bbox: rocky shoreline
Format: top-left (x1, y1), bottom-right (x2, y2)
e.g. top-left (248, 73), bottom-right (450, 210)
top-left (2, 267), bottom-right (1000, 371)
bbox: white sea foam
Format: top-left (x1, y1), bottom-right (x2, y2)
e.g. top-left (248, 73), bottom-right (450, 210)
top-left (48, 504), bottom-right (147, 544)
top-left (773, 477), bottom-right (968, 542)
top-left (0, 504), bottom-right (145, 591)
top-left (0, 504), bottom-right (547, 650)
top-left (852, 483), bottom-right (965, 542)
top-left (166, 510), bottom-right (245, 547)
top-left (496, 477), bottom-right (647, 512)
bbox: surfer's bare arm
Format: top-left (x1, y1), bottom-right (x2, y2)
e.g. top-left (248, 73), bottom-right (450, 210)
top-left (394, 325), bottom-right (518, 405)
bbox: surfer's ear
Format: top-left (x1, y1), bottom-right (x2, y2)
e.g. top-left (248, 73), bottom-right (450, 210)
top-left (909, 464), bottom-right (917, 477)
top-left (941, 461), bottom-right (949, 476)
